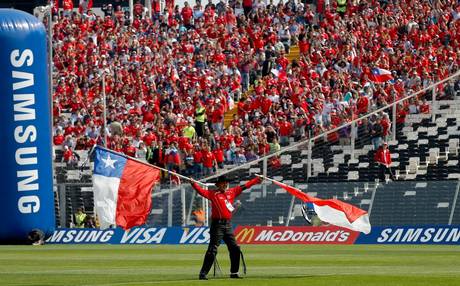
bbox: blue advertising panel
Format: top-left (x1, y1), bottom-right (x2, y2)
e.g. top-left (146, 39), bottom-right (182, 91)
top-left (46, 227), bottom-right (210, 244)
top-left (0, 9), bottom-right (54, 244)
top-left (355, 225), bottom-right (460, 245)
top-left (46, 226), bottom-right (460, 245)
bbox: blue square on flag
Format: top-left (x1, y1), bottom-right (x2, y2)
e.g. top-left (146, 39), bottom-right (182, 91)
top-left (94, 148), bottom-right (127, 178)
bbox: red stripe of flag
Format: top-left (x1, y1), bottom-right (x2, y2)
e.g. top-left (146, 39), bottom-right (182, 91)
top-left (116, 159), bottom-right (161, 230)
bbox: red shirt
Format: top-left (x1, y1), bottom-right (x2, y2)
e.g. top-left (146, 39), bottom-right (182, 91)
top-left (397, 107), bottom-right (408, 124)
top-left (381, 118), bottom-right (390, 136)
top-left (143, 111), bottom-right (155, 122)
top-left (420, 103), bottom-right (430, 114)
top-left (63, 149), bottom-right (73, 162)
top-left (178, 137), bottom-right (190, 150)
top-left (64, 125), bottom-right (74, 136)
top-left (211, 107), bottom-right (224, 124)
top-left (279, 121), bottom-right (293, 136)
top-left (125, 145), bottom-right (136, 157)
top-left (260, 97), bottom-right (272, 114)
top-left (63, 0), bottom-right (74, 10)
top-left (243, 0), bottom-right (253, 8)
top-left (374, 147), bottom-right (392, 166)
top-left (181, 7), bottom-right (193, 25)
top-left (54, 134), bottom-right (65, 145)
top-left (357, 96), bottom-right (369, 114)
top-left (202, 150), bottom-right (215, 168)
top-left (213, 149), bottom-right (224, 163)
top-left (193, 150), bottom-right (203, 163)
top-left (299, 40), bottom-right (309, 54)
top-left (143, 133), bottom-right (157, 146)
top-left (191, 177), bottom-right (260, 220)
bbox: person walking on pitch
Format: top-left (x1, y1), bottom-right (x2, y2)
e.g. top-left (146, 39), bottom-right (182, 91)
top-left (191, 175), bottom-right (261, 280)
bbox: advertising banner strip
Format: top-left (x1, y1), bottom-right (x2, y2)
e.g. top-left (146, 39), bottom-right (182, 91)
top-left (46, 227), bottom-right (210, 244)
top-left (46, 225), bottom-right (460, 245)
top-left (234, 226), bottom-right (359, 245)
top-left (355, 225), bottom-right (460, 245)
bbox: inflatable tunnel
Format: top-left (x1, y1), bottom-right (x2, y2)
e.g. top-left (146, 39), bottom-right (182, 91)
top-left (0, 9), bottom-right (55, 244)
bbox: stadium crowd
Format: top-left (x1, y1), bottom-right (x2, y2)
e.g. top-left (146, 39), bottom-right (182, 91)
top-left (50, 0), bottom-right (460, 178)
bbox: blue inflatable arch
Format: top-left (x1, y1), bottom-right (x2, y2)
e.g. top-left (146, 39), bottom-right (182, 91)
top-left (0, 9), bottom-right (55, 244)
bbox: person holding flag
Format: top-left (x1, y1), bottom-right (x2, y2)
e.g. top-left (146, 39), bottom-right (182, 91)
top-left (191, 175), bottom-right (261, 280)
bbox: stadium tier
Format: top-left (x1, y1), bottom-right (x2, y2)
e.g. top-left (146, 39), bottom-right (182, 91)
top-left (53, 96), bottom-right (460, 227)
top-left (42, 0), bottom-right (460, 229)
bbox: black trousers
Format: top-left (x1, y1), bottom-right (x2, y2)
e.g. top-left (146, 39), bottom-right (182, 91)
top-left (379, 164), bottom-right (395, 181)
top-left (195, 121), bottom-right (205, 138)
top-left (243, 6), bottom-right (252, 17)
top-left (200, 219), bottom-right (241, 275)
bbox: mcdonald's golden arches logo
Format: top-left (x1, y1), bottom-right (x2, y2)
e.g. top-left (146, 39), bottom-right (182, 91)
top-left (235, 228), bottom-right (255, 243)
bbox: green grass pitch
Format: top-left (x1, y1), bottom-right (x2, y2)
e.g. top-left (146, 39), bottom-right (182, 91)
top-left (0, 244), bottom-right (459, 286)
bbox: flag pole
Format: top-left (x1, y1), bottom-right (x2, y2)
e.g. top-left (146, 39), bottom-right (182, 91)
top-left (96, 145), bottom-right (203, 185)
top-left (255, 174), bottom-right (279, 185)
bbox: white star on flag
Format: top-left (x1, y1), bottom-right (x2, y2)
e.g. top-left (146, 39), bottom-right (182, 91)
top-left (101, 154), bottom-right (117, 169)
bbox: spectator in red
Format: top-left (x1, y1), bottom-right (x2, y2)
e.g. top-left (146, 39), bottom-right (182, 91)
top-left (278, 116), bottom-right (293, 146)
top-left (374, 142), bottom-right (396, 182)
top-left (54, 129), bottom-right (65, 145)
top-left (211, 103), bottom-right (224, 135)
top-left (166, 142), bottom-right (181, 175)
top-left (62, 146), bottom-right (79, 167)
top-left (419, 99), bottom-right (430, 114)
top-left (396, 104), bottom-right (409, 125)
top-left (193, 144), bottom-right (203, 178)
top-left (242, 0), bottom-right (252, 17)
top-left (62, 0), bottom-right (73, 16)
top-left (125, 143), bottom-right (137, 157)
top-left (134, 0), bottom-right (144, 17)
top-left (181, 2), bottom-right (193, 28)
top-left (380, 113), bottom-right (391, 141)
top-left (202, 145), bottom-right (217, 176)
top-left (213, 143), bottom-right (225, 169)
top-left (356, 93), bottom-right (369, 115)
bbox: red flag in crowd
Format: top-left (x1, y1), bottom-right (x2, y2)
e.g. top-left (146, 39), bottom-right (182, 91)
top-left (63, 0), bottom-right (73, 11)
top-left (370, 68), bottom-right (394, 83)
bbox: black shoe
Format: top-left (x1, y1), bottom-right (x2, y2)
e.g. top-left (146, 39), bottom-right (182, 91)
top-left (230, 274), bottom-right (243, 279)
top-left (199, 274), bottom-right (208, 280)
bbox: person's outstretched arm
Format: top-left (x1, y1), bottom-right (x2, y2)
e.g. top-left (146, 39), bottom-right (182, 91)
top-left (232, 177), bottom-right (262, 197)
top-left (191, 182), bottom-right (211, 199)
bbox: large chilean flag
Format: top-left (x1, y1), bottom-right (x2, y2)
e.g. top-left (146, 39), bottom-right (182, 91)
top-left (93, 146), bottom-right (160, 230)
top-left (271, 179), bottom-right (371, 234)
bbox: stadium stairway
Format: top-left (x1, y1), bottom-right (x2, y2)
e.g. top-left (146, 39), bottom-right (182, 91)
top-left (287, 45), bottom-right (300, 62)
top-left (224, 106), bottom-right (238, 128)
